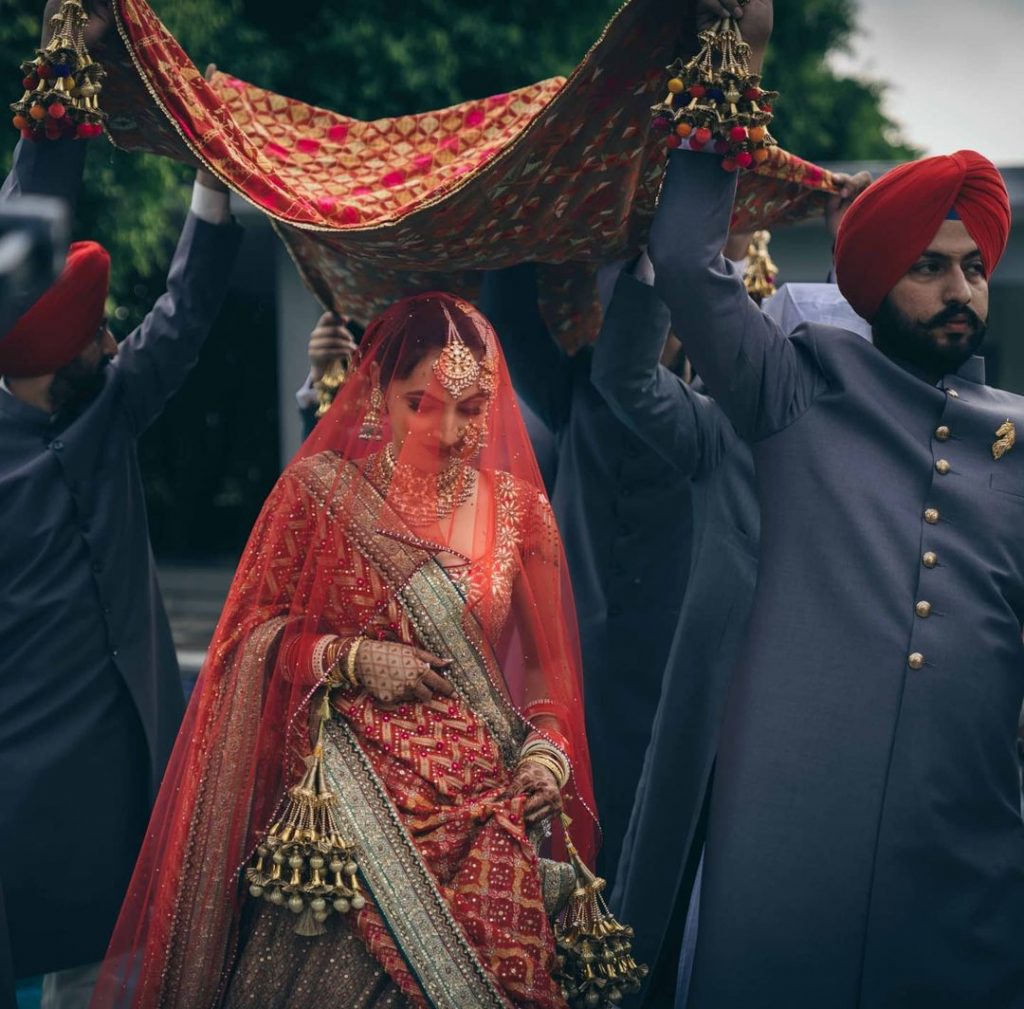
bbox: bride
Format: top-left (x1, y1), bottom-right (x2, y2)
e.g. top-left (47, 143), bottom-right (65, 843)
top-left (91, 292), bottom-right (602, 1009)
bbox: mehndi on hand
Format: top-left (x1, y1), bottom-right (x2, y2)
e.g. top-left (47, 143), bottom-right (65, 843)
top-left (352, 639), bottom-right (455, 705)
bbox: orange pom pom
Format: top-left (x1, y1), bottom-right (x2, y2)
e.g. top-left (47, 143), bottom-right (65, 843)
top-left (12, 114), bottom-right (29, 130)
top-left (667, 78), bottom-right (685, 94)
top-left (29, 104), bottom-right (46, 121)
top-left (675, 122), bottom-right (693, 137)
top-left (749, 126), bottom-right (767, 142)
top-left (753, 147), bottom-right (771, 164)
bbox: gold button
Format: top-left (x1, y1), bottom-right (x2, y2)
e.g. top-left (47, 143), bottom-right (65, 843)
top-left (915, 601), bottom-right (932, 618)
top-left (947, 389), bottom-right (959, 398)
top-left (924, 508), bottom-right (940, 524)
top-left (923, 551), bottom-right (938, 568)
top-left (935, 459), bottom-right (951, 475)
top-left (935, 426), bottom-right (951, 441)
top-left (908, 652), bottom-right (925, 670)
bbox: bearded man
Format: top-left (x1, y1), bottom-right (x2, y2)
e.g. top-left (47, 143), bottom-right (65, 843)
top-left (644, 0), bottom-right (1024, 1005)
top-left (0, 6), bottom-right (242, 1004)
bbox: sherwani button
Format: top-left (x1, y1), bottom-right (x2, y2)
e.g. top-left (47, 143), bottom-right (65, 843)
top-left (935, 426), bottom-right (951, 440)
top-left (922, 552), bottom-right (938, 568)
top-left (935, 459), bottom-right (951, 475)
top-left (915, 601), bottom-right (932, 618)
top-left (908, 652), bottom-right (925, 670)
top-left (946, 389), bottom-right (959, 398)
top-left (924, 508), bottom-right (940, 524)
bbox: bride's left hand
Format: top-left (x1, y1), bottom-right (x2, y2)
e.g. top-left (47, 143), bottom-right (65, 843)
top-left (509, 760), bottom-right (563, 826)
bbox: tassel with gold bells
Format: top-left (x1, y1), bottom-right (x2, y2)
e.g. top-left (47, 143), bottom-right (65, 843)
top-left (245, 689), bottom-right (364, 936)
top-left (743, 230), bottom-right (778, 304)
top-left (651, 17), bottom-right (776, 171)
top-left (11, 0), bottom-right (105, 142)
top-left (553, 813), bottom-right (648, 1008)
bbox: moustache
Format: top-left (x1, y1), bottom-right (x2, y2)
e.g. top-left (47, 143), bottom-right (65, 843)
top-left (924, 304), bottom-right (982, 332)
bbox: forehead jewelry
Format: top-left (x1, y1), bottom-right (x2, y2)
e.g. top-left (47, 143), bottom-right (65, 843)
top-left (432, 303), bottom-right (497, 399)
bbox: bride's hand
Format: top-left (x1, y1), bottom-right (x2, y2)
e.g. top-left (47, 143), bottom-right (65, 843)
top-left (354, 640), bottom-right (455, 705)
top-left (510, 760), bottom-right (563, 826)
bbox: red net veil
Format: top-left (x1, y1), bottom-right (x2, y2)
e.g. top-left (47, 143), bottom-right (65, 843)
top-left (91, 292), bottom-right (597, 1009)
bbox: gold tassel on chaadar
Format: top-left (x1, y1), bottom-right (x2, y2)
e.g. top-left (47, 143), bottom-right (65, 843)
top-left (553, 813), bottom-right (648, 1008)
top-left (245, 691), bottom-right (364, 936)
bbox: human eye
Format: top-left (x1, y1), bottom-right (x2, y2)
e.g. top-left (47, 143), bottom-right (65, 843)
top-left (911, 260), bottom-right (941, 276)
top-left (965, 260), bottom-right (986, 279)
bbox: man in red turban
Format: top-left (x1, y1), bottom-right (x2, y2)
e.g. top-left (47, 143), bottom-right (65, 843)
top-left (640, 0), bottom-right (1024, 1005)
top-left (835, 149), bottom-right (1011, 381)
top-left (0, 7), bottom-right (242, 1007)
top-left (0, 240), bottom-right (117, 417)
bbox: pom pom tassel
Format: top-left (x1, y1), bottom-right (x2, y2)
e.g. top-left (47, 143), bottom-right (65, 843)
top-left (650, 17), bottom-right (777, 170)
top-left (10, 0), bottom-right (106, 142)
top-left (553, 813), bottom-right (648, 1008)
top-left (245, 691), bottom-right (364, 936)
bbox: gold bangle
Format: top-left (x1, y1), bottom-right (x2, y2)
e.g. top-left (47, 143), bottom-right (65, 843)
top-left (519, 740), bottom-right (570, 787)
top-left (519, 753), bottom-right (567, 789)
top-left (345, 636), bottom-right (365, 689)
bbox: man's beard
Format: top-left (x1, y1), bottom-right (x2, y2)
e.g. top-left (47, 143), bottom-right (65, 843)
top-left (50, 355), bottom-right (110, 421)
top-left (872, 298), bottom-right (986, 379)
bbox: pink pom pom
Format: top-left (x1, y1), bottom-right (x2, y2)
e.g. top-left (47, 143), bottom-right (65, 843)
top-left (735, 151), bottom-right (754, 169)
top-left (729, 125), bottom-right (747, 141)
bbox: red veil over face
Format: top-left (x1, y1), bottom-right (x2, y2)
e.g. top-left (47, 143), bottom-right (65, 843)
top-left (92, 293), bottom-right (596, 1009)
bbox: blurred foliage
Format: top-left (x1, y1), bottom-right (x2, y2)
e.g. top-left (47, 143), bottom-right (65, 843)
top-left (0, 0), bottom-right (915, 327)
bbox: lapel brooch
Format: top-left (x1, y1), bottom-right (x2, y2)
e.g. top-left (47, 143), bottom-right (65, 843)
top-left (992, 420), bottom-right (1016, 461)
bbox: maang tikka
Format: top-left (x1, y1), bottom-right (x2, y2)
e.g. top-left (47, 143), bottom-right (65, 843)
top-left (433, 303), bottom-right (497, 399)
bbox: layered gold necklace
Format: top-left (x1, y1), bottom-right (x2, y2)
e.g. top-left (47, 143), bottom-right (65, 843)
top-left (378, 444), bottom-right (477, 524)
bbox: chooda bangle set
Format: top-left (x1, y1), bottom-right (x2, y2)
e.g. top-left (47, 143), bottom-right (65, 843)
top-left (324, 636), bottom-right (364, 690)
top-left (651, 16), bottom-right (777, 171)
top-left (518, 736), bottom-right (571, 789)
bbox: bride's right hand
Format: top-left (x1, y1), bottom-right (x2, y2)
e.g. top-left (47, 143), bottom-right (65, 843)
top-left (354, 640), bottom-right (455, 705)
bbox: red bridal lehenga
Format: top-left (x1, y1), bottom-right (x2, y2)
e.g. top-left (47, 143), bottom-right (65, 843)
top-left (90, 294), bottom-right (599, 1009)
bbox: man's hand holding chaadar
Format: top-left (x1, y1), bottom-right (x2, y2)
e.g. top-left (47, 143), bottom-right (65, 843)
top-left (352, 640), bottom-right (455, 706)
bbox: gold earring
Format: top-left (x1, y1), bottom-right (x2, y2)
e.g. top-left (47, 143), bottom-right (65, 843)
top-left (359, 384), bottom-right (384, 440)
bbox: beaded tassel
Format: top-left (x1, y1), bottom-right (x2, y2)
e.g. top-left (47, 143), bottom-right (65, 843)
top-left (245, 691), bottom-right (364, 936)
top-left (554, 813), bottom-right (648, 1008)
top-left (651, 17), bottom-right (777, 171)
top-left (11, 0), bottom-right (105, 142)
top-left (743, 229), bottom-right (778, 303)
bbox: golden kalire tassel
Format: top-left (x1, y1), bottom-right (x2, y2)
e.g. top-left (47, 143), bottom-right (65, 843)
top-left (554, 814), bottom-right (648, 1008)
top-left (11, 0), bottom-right (105, 141)
top-left (743, 229), bottom-right (778, 304)
top-left (246, 691), bottom-right (364, 936)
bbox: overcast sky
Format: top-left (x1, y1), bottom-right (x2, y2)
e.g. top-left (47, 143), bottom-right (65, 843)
top-left (830, 0), bottom-right (1023, 165)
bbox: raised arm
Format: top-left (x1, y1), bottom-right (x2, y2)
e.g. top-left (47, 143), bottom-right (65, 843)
top-left (648, 0), bottom-right (826, 441)
top-left (480, 264), bottom-right (573, 433)
top-left (591, 260), bottom-right (734, 478)
top-left (649, 151), bottom-right (825, 441)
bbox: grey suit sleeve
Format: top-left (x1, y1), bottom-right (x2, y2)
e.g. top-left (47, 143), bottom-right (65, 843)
top-left (480, 264), bottom-right (573, 433)
top-left (648, 151), bottom-right (826, 441)
top-left (113, 212), bottom-right (243, 434)
top-left (592, 269), bottom-right (732, 478)
top-left (0, 137), bottom-right (87, 208)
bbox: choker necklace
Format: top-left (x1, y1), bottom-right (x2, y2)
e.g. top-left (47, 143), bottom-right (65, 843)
top-left (379, 444), bottom-right (477, 523)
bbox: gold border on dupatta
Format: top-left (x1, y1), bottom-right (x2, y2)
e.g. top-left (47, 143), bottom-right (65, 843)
top-left (321, 719), bottom-right (513, 1009)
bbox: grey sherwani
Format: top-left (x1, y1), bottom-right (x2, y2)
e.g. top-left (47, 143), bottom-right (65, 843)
top-left (0, 139), bottom-right (242, 976)
top-left (481, 264), bottom-right (693, 883)
top-left (649, 149), bottom-right (1024, 1008)
top-left (592, 271), bottom-right (758, 1006)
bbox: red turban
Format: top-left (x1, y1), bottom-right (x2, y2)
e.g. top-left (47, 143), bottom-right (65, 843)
top-left (834, 150), bottom-right (1011, 323)
top-left (0, 240), bottom-right (111, 378)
